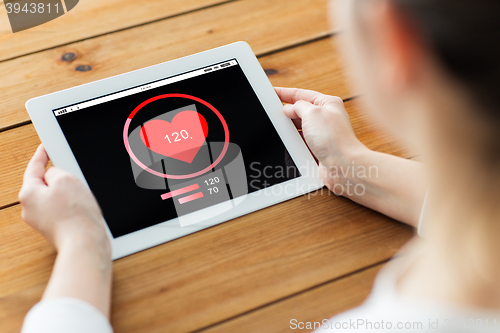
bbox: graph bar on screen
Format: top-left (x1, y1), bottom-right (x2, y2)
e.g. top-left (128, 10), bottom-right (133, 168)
top-left (178, 192), bottom-right (204, 204)
top-left (161, 183), bottom-right (200, 200)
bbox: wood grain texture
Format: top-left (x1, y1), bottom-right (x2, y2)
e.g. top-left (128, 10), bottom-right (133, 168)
top-left (260, 38), bottom-right (360, 100)
top-left (346, 99), bottom-right (412, 158)
top-left (0, 98), bottom-right (410, 211)
top-left (0, 192), bottom-right (412, 333)
top-left (0, 205), bottom-right (55, 324)
top-left (0, 0), bottom-right (232, 61)
top-left (0, 0), bottom-right (333, 132)
top-left (199, 265), bottom-right (383, 333)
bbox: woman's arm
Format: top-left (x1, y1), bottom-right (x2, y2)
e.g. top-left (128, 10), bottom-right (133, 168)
top-left (341, 149), bottom-right (427, 228)
top-left (19, 145), bottom-right (112, 317)
top-left (275, 87), bottom-right (427, 228)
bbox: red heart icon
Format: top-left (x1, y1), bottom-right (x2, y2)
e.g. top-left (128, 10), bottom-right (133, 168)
top-left (140, 110), bottom-right (209, 163)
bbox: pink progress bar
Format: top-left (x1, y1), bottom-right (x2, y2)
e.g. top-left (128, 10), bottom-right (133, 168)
top-left (178, 192), bottom-right (204, 204)
top-left (161, 183), bottom-right (200, 200)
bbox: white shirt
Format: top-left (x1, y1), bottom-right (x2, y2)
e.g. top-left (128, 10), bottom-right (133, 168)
top-left (21, 298), bottom-right (112, 333)
top-left (314, 241), bottom-right (500, 332)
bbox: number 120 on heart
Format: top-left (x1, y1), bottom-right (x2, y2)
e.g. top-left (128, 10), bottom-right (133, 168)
top-left (164, 130), bottom-right (191, 143)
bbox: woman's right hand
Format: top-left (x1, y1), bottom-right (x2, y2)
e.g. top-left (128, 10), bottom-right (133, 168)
top-left (275, 87), bottom-right (369, 193)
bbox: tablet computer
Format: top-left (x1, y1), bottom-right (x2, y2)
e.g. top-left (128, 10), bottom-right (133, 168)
top-left (26, 42), bottom-right (323, 259)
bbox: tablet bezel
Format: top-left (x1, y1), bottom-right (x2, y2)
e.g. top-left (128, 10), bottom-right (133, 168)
top-left (26, 42), bottom-right (324, 259)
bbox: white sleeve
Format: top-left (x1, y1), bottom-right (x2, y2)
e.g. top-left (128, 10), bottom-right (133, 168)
top-left (21, 298), bottom-right (113, 333)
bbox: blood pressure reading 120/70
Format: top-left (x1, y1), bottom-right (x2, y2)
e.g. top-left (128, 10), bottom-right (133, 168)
top-left (204, 176), bottom-right (220, 195)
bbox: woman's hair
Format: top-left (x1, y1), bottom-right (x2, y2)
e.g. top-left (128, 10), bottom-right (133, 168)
top-left (391, 0), bottom-right (500, 123)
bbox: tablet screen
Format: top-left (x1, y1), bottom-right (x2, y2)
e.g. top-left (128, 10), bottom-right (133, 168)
top-left (53, 59), bottom-right (301, 237)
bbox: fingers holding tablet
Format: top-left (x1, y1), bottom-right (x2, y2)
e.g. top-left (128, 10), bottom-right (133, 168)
top-left (20, 145), bottom-right (106, 250)
top-left (22, 144), bottom-right (49, 189)
top-left (276, 87), bottom-right (368, 187)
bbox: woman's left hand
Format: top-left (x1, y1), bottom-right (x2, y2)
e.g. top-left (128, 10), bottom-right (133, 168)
top-left (19, 144), bottom-right (109, 252)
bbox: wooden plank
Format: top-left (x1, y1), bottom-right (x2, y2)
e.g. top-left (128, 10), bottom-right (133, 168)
top-left (0, 0), bottom-right (333, 132)
top-left (0, 124), bottom-right (40, 208)
top-left (0, 98), bottom-right (410, 210)
top-left (0, 0), bottom-right (233, 62)
top-left (260, 38), bottom-right (360, 101)
top-left (199, 265), bottom-right (383, 333)
top-left (346, 99), bottom-right (412, 158)
top-left (0, 192), bottom-right (413, 333)
top-left (0, 205), bottom-right (55, 333)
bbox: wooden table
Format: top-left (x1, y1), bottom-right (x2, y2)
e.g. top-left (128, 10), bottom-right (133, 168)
top-left (0, 1), bottom-right (415, 332)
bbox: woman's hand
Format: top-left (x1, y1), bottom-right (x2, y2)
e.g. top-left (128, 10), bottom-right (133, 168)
top-left (275, 87), bottom-right (427, 227)
top-left (19, 144), bottom-right (112, 317)
top-left (275, 87), bottom-right (368, 192)
top-left (19, 144), bottom-right (109, 252)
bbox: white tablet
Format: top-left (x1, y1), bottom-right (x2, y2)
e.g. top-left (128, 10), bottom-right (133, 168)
top-left (26, 42), bottom-right (323, 259)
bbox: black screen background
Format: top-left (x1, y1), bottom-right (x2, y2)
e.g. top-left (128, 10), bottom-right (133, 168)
top-left (55, 63), bottom-right (299, 237)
